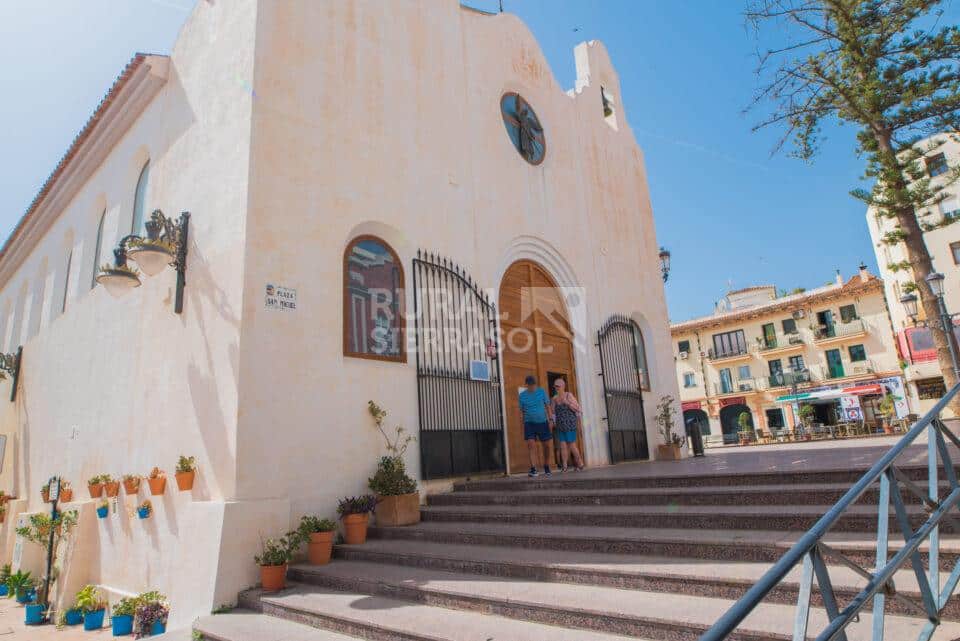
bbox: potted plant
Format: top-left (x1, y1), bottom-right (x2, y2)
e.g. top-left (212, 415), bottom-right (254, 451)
top-left (367, 401), bottom-right (420, 526)
top-left (103, 475), bottom-right (120, 498)
top-left (175, 456), bottom-right (196, 491)
top-left (88, 475), bottom-right (105, 498)
top-left (654, 395), bottom-right (685, 460)
top-left (7, 570), bottom-right (33, 603)
top-left (63, 600), bottom-right (83, 626)
top-left (60, 480), bottom-right (73, 502)
top-left (24, 600), bottom-right (46, 625)
top-left (123, 474), bottom-right (141, 495)
top-left (134, 591), bottom-right (169, 637)
top-left (737, 412), bottom-right (754, 445)
top-left (40, 483), bottom-right (49, 503)
top-left (137, 500), bottom-right (152, 520)
top-left (294, 516), bottom-right (337, 565)
top-left (0, 564), bottom-right (9, 596)
top-left (76, 585), bottom-right (107, 630)
top-left (254, 536), bottom-right (294, 592)
top-left (146, 468), bottom-right (166, 496)
top-left (337, 495), bottom-right (377, 545)
top-left (879, 393), bottom-right (896, 434)
top-left (96, 499), bottom-right (110, 519)
top-left (0, 503), bottom-right (6, 524)
top-left (111, 596), bottom-right (137, 636)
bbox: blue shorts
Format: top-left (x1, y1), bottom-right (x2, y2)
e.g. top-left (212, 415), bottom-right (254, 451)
top-left (556, 429), bottom-right (577, 443)
top-left (524, 421), bottom-right (552, 442)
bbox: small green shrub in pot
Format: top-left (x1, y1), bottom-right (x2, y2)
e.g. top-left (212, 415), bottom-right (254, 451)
top-left (368, 456), bottom-right (417, 496)
top-left (367, 400), bottom-right (420, 526)
top-left (294, 516), bottom-right (338, 565)
top-left (254, 536), bottom-right (295, 592)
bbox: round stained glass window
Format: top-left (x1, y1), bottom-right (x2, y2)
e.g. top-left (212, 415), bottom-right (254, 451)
top-left (500, 92), bottom-right (545, 165)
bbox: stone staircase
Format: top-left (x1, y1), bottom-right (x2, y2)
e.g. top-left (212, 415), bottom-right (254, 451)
top-left (194, 464), bottom-right (960, 641)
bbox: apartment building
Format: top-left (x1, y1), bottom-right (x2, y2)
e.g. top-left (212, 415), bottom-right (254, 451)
top-left (866, 134), bottom-right (960, 415)
top-left (671, 266), bottom-right (907, 443)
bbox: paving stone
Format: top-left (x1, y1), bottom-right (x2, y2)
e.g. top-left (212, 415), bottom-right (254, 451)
top-left (195, 611), bottom-right (362, 641)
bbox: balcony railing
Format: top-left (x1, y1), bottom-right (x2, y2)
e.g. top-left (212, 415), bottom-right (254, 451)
top-left (766, 370), bottom-right (813, 388)
top-left (707, 347), bottom-right (750, 360)
top-left (714, 379), bottom-right (757, 395)
top-left (757, 334), bottom-right (805, 352)
top-left (815, 318), bottom-right (866, 340)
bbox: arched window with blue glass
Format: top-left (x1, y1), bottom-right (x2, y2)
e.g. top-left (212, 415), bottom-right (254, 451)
top-left (343, 235), bottom-right (405, 362)
top-left (131, 161), bottom-right (150, 234)
top-left (500, 93), bottom-right (545, 165)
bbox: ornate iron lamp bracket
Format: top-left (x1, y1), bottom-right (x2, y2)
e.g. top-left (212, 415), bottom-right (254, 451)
top-left (116, 210), bottom-right (190, 314)
top-left (0, 347), bottom-right (23, 402)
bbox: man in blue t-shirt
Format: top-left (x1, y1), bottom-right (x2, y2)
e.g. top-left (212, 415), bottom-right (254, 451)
top-left (518, 375), bottom-right (555, 477)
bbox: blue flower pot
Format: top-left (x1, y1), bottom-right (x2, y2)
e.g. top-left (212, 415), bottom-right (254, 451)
top-left (15, 588), bottom-right (34, 604)
top-left (111, 613), bottom-right (133, 636)
top-left (0, 584), bottom-right (8, 596)
top-left (24, 603), bottom-right (45, 625)
top-left (137, 507), bottom-right (150, 519)
top-left (84, 609), bottom-right (105, 631)
top-left (65, 608), bottom-right (83, 626)
top-left (150, 620), bottom-right (166, 636)
top-left (97, 506), bottom-right (109, 519)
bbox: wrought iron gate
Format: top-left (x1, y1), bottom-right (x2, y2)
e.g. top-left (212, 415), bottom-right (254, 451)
top-left (412, 251), bottom-right (506, 479)
top-left (597, 315), bottom-right (649, 463)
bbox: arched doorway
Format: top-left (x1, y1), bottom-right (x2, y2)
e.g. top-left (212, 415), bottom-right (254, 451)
top-left (719, 404), bottom-right (752, 444)
top-left (499, 260), bottom-right (582, 474)
top-left (683, 409), bottom-right (710, 436)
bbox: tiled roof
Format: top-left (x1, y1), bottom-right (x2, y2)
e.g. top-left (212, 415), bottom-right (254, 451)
top-left (0, 53), bottom-right (154, 263)
top-left (670, 273), bottom-right (883, 334)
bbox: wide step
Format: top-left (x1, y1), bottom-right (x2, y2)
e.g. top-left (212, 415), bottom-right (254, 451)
top-left (325, 539), bottom-right (960, 620)
top-left (276, 562), bottom-right (960, 641)
top-left (245, 585), bottom-right (645, 641)
top-left (195, 610), bottom-right (363, 640)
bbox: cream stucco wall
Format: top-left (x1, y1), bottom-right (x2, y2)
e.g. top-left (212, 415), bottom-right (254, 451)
top-left (0, 0), bottom-right (258, 627)
top-left (0, 0), bottom-right (676, 627)
top-left (236, 0), bottom-right (676, 519)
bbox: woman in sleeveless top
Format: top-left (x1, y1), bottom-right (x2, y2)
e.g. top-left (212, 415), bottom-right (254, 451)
top-left (551, 378), bottom-right (585, 472)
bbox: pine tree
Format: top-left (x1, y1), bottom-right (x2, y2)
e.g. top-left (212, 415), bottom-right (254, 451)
top-left (748, 0), bottom-right (960, 410)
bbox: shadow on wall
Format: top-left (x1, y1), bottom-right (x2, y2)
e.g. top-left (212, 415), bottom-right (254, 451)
top-left (186, 236), bottom-right (240, 503)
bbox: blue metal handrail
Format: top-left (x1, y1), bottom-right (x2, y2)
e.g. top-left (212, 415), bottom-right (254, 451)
top-left (701, 383), bottom-right (960, 641)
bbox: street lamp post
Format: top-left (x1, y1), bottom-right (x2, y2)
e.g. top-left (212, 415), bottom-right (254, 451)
top-left (924, 272), bottom-right (960, 380)
top-left (658, 247), bottom-right (671, 283)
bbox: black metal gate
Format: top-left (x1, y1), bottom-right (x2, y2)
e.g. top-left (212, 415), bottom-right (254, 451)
top-left (412, 251), bottom-right (506, 479)
top-left (597, 315), bottom-right (649, 462)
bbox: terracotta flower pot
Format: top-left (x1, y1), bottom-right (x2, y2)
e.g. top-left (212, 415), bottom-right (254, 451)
top-left (0, 511), bottom-right (6, 523)
top-left (41, 489), bottom-right (49, 503)
top-left (259, 564), bottom-right (287, 592)
top-left (342, 513), bottom-right (370, 545)
top-left (374, 493), bottom-right (420, 527)
top-left (147, 477), bottom-right (166, 496)
top-left (88, 483), bottom-right (104, 499)
top-left (307, 531), bottom-right (335, 565)
top-left (123, 479), bottom-right (140, 495)
top-left (104, 481), bottom-right (120, 498)
top-left (175, 470), bottom-right (195, 491)
top-left (60, 488), bottom-right (73, 503)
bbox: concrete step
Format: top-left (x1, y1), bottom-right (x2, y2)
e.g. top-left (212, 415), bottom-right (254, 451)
top-left (194, 610), bottom-right (363, 640)
top-left (324, 539), bottom-right (960, 621)
top-left (281, 560), bottom-right (960, 641)
top-left (453, 465), bottom-right (942, 492)
top-left (419, 503), bottom-right (944, 533)
top-left (428, 482), bottom-right (954, 508)
top-left (367, 521), bottom-right (960, 570)
top-left (238, 584), bottom-right (646, 641)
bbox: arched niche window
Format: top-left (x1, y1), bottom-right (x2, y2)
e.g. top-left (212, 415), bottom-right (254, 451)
top-left (632, 323), bottom-right (651, 391)
top-left (131, 161), bottom-right (150, 234)
top-left (343, 235), bottom-right (405, 362)
top-left (91, 210), bottom-right (105, 289)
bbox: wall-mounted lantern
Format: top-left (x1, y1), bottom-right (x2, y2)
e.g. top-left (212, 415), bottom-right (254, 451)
top-left (0, 347), bottom-right (21, 402)
top-left (97, 210), bottom-right (190, 314)
top-left (658, 247), bottom-right (671, 283)
top-left (900, 292), bottom-right (918, 323)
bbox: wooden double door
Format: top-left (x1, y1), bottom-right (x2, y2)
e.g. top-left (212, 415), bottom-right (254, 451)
top-left (498, 260), bottom-right (584, 474)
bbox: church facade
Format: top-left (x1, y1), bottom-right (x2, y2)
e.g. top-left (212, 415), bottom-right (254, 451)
top-left (0, 0), bottom-right (675, 627)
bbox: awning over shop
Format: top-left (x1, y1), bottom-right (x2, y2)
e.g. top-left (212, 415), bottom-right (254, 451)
top-left (842, 383), bottom-right (882, 396)
top-left (681, 401), bottom-right (702, 412)
top-left (775, 389), bottom-right (845, 403)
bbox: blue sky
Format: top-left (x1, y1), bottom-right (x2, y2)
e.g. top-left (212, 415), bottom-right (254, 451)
top-left (0, 1), bottom-right (889, 322)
